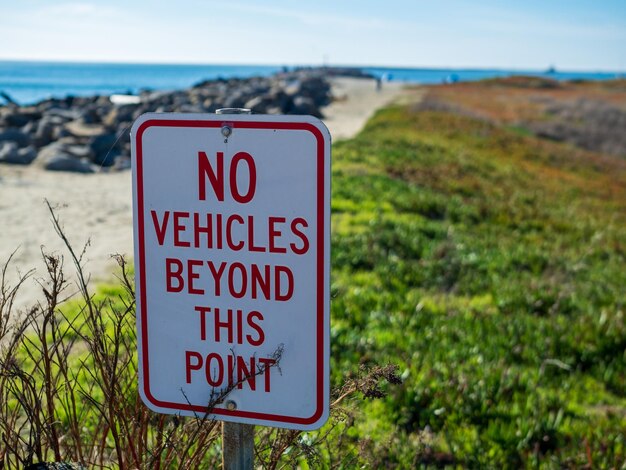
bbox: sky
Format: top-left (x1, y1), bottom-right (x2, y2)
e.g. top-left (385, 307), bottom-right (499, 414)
top-left (1, 0), bottom-right (625, 71)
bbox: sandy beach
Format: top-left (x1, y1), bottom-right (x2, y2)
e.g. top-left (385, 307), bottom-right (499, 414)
top-left (0, 77), bottom-right (405, 309)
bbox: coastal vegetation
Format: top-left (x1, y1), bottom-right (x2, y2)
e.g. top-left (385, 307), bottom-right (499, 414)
top-left (328, 80), bottom-right (626, 466)
top-left (1, 77), bottom-right (625, 468)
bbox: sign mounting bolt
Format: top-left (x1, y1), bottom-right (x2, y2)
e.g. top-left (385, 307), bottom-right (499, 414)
top-left (221, 125), bottom-right (232, 138)
top-left (225, 400), bottom-right (237, 411)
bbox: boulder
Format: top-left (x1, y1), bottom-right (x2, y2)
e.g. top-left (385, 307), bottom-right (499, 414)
top-left (17, 146), bottom-right (38, 164)
top-left (283, 80), bottom-right (302, 97)
top-left (45, 108), bottom-right (81, 121)
top-left (35, 142), bottom-right (95, 173)
top-left (0, 129), bottom-right (30, 146)
top-left (289, 96), bottom-right (322, 117)
top-left (178, 104), bottom-right (204, 113)
top-left (89, 133), bottom-right (120, 166)
top-left (40, 154), bottom-right (95, 173)
top-left (112, 155), bottom-right (132, 171)
top-left (0, 144), bottom-right (37, 164)
top-left (222, 91), bottom-right (247, 109)
top-left (243, 96), bottom-right (264, 113)
top-left (265, 106), bottom-right (283, 115)
top-left (78, 106), bottom-right (102, 124)
top-left (172, 93), bottom-right (191, 109)
top-left (1, 109), bottom-right (41, 127)
top-left (0, 142), bottom-right (19, 163)
top-left (298, 76), bottom-right (331, 106)
top-left (35, 115), bottom-right (66, 146)
top-left (132, 106), bottom-right (148, 120)
top-left (21, 119), bottom-right (38, 135)
top-left (64, 143), bottom-right (94, 160)
top-left (65, 120), bottom-right (106, 138)
top-left (103, 104), bottom-right (136, 128)
top-left (52, 126), bottom-right (71, 141)
top-left (202, 98), bottom-right (214, 111)
top-left (1, 67), bottom-right (339, 172)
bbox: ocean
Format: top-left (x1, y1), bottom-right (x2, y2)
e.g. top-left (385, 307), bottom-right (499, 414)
top-left (0, 60), bottom-right (622, 106)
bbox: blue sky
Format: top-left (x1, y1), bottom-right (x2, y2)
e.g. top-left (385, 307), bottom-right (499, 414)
top-left (1, 0), bottom-right (625, 70)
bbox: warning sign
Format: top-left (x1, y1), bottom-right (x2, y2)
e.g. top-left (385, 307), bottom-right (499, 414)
top-left (131, 113), bottom-right (330, 430)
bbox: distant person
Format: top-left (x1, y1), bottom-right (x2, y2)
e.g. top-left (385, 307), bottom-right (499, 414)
top-left (376, 76), bottom-right (382, 91)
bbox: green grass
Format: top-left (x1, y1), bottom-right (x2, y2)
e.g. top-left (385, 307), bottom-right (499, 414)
top-left (5, 101), bottom-right (624, 468)
top-left (329, 104), bottom-right (626, 467)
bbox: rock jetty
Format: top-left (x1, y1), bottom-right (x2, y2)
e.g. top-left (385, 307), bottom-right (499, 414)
top-left (0, 67), bottom-right (371, 173)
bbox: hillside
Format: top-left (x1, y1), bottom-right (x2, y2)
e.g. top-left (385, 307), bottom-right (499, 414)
top-left (330, 81), bottom-right (626, 466)
top-left (420, 77), bottom-right (626, 158)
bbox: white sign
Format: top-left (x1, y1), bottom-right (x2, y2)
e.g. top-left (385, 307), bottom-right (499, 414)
top-left (131, 113), bottom-right (330, 430)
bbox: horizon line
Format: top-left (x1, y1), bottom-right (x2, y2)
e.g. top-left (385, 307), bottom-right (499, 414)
top-left (0, 57), bottom-right (623, 75)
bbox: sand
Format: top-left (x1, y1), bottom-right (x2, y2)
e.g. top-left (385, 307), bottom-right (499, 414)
top-left (0, 77), bottom-right (406, 309)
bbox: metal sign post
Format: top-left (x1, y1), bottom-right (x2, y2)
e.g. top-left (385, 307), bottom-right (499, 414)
top-left (217, 108), bottom-right (255, 470)
top-left (222, 421), bottom-right (254, 469)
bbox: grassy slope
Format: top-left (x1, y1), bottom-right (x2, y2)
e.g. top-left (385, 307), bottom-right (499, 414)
top-left (421, 78), bottom-right (626, 159)
top-left (6, 89), bottom-right (625, 468)
top-left (330, 97), bottom-right (626, 467)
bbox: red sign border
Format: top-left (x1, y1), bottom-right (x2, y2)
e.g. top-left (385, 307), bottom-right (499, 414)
top-left (134, 117), bottom-right (328, 426)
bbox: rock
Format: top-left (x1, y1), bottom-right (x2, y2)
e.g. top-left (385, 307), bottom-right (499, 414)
top-left (63, 143), bottom-right (94, 160)
top-left (35, 142), bottom-right (67, 161)
top-left (0, 129), bottom-right (30, 146)
top-left (1, 67), bottom-right (341, 173)
top-left (35, 142), bottom-right (95, 173)
top-left (0, 143), bottom-right (37, 164)
top-left (103, 104), bottom-right (136, 128)
top-left (245, 90), bottom-right (289, 114)
top-left (21, 119), bottom-right (38, 135)
top-left (78, 106), bottom-right (102, 124)
top-left (188, 90), bottom-right (205, 106)
top-left (112, 155), bottom-right (132, 171)
top-left (89, 133), bottom-right (120, 166)
top-left (17, 146), bottom-right (38, 164)
top-left (45, 108), bottom-right (82, 121)
top-left (34, 121), bottom-right (55, 147)
top-left (265, 106), bottom-right (283, 115)
top-left (222, 91), bottom-right (247, 109)
top-left (267, 89), bottom-right (290, 110)
top-left (283, 80), bottom-right (302, 97)
top-left (289, 96), bottom-right (322, 117)
top-left (65, 120), bottom-right (106, 138)
top-left (244, 96), bottom-right (264, 112)
top-left (299, 76), bottom-right (331, 106)
top-left (172, 93), bottom-right (191, 109)
top-left (0, 142), bottom-right (19, 163)
top-left (34, 115), bottom-right (67, 146)
top-left (1, 109), bottom-right (41, 127)
top-left (41, 154), bottom-right (95, 173)
top-left (140, 90), bottom-right (170, 105)
top-left (178, 104), bottom-right (203, 113)
top-left (116, 123), bottom-right (131, 143)
top-left (52, 126), bottom-right (72, 141)
top-left (132, 107), bottom-right (147, 120)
